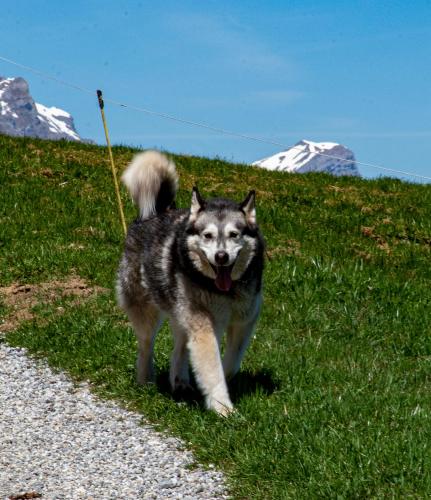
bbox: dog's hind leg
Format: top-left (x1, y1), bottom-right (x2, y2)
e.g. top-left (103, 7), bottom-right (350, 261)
top-left (222, 320), bottom-right (256, 381)
top-left (185, 312), bottom-right (233, 416)
top-left (223, 299), bottom-right (261, 380)
top-left (169, 319), bottom-right (191, 392)
top-left (125, 303), bottom-right (163, 385)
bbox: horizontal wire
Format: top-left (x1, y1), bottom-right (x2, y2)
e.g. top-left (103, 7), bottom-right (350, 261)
top-left (1, 54), bottom-right (430, 182)
top-left (103, 96), bottom-right (431, 181)
top-left (0, 55), bottom-right (94, 95)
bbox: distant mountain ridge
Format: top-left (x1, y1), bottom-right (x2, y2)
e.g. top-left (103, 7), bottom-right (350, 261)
top-left (253, 140), bottom-right (360, 177)
top-left (0, 76), bottom-right (82, 142)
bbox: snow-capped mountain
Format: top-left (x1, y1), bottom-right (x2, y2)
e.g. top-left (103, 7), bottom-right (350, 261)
top-left (253, 140), bottom-right (360, 177)
top-left (0, 76), bottom-right (82, 141)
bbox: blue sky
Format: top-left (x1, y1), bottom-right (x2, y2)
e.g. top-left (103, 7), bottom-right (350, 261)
top-left (2, 1), bottom-right (431, 181)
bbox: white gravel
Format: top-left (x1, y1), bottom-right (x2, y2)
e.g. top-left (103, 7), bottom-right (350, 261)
top-left (0, 344), bottom-right (227, 499)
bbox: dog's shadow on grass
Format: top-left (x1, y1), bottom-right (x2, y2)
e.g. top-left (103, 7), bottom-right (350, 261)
top-left (228, 369), bottom-right (279, 403)
top-left (155, 369), bottom-right (279, 407)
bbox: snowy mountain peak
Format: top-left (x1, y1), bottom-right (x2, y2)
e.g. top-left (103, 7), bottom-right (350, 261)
top-left (252, 139), bottom-right (360, 177)
top-left (34, 102), bottom-right (80, 141)
top-left (0, 76), bottom-right (82, 142)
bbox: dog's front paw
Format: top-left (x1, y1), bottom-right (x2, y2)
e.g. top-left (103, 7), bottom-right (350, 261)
top-left (207, 396), bottom-right (235, 417)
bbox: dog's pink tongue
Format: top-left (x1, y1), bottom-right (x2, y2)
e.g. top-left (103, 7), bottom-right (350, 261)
top-left (215, 266), bottom-right (232, 291)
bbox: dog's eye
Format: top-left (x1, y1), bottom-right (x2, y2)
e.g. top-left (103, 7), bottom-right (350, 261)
top-left (229, 231), bottom-right (240, 239)
top-left (203, 232), bottom-right (214, 240)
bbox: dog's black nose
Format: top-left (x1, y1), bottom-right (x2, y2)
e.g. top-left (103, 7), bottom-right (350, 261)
top-left (215, 251), bottom-right (229, 265)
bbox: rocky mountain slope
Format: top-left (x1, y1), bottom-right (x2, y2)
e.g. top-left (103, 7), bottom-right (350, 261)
top-left (0, 76), bottom-right (82, 142)
top-left (253, 139), bottom-right (360, 176)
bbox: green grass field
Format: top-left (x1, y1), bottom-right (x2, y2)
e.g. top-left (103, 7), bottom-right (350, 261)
top-left (1, 133), bottom-right (431, 498)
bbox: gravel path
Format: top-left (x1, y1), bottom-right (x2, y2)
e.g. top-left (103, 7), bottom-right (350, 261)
top-left (0, 344), bottom-right (227, 499)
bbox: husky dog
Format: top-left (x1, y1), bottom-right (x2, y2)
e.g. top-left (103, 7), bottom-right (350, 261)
top-left (117, 151), bottom-right (264, 415)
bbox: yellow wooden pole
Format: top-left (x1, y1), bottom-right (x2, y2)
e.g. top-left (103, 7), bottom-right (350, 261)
top-left (97, 89), bottom-right (127, 236)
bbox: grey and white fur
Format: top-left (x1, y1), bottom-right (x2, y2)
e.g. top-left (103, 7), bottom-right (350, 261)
top-left (117, 151), bottom-right (264, 415)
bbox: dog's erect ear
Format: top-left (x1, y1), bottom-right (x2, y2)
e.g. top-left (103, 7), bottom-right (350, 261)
top-left (240, 190), bottom-right (256, 227)
top-left (190, 186), bottom-right (206, 222)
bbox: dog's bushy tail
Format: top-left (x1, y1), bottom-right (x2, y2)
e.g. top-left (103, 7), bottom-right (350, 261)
top-left (122, 150), bottom-right (179, 219)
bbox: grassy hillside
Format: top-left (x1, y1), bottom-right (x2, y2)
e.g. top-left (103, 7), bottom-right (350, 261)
top-left (1, 133), bottom-right (431, 498)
